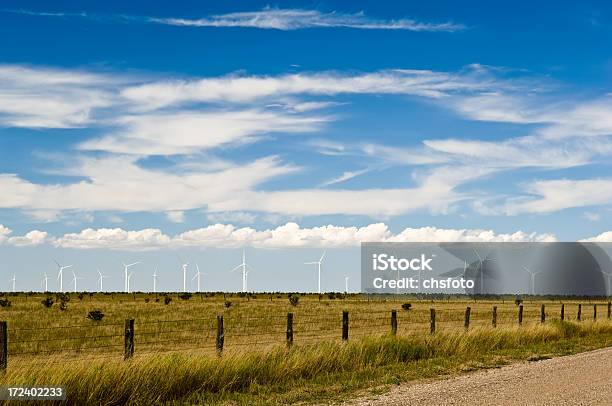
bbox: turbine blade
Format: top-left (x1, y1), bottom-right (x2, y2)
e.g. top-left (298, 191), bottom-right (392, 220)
top-left (320, 251), bottom-right (326, 262)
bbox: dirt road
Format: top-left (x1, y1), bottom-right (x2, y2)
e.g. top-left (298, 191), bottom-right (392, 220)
top-left (345, 347), bottom-right (612, 405)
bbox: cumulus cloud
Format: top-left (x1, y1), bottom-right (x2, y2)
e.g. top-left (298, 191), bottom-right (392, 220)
top-left (166, 211), bottom-right (185, 223)
top-left (580, 232), bottom-right (612, 242)
top-left (0, 225), bottom-right (51, 246)
top-left (47, 222), bottom-right (556, 250)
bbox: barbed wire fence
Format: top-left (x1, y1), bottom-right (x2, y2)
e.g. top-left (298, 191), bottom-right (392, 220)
top-left (0, 301), bottom-right (610, 370)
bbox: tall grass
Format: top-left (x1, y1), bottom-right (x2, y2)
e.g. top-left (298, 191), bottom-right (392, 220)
top-left (4, 320), bottom-right (612, 405)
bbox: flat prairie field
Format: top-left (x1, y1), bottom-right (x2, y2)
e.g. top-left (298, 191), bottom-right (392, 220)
top-left (0, 292), bottom-right (608, 363)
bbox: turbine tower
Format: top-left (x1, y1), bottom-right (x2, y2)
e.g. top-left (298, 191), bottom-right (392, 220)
top-left (70, 270), bottom-right (83, 293)
top-left (473, 248), bottom-right (495, 294)
top-left (97, 269), bottom-right (109, 291)
top-left (193, 264), bottom-right (207, 293)
top-left (600, 269), bottom-right (611, 297)
top-left (344, 275), bottom-right (349, 293)
top-left (523, 266), bottom-right (541, 295)
top-left (305, 251), bottom-right (326, 294)
top-left (177, 256), bottom-right (189, 292)
top-left (123, 262), bottom-right (140, 293)
top-left (42, 272), bottom-right (49, 292)
top-left (152, 268), bottom-right (160, 293)
top-left (10, 274), bottom-right (16, 292)
top-left (54, 260), bottom-right (72, 293)
top-left (229, 250), bottom-right (250, 292)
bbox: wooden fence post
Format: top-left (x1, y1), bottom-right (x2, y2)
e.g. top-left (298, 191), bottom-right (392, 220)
top-left (492, 306), bottom-right (497, 328)
top-left (286, 313), bottom-right (294, 348)
top-left (540, 304), bottom-right (545, 324)
top-left (518, 305), bottom-right (523, 325)
top-left (577, 304), bottom-right (582, 321)
top-left (0, 321), bottom-right (7, 371)
top-left (464, 306), bottom-right (471, 330)
top-left (608, 302), bottom-right (611, 319)
top-left (216, 315), bottom-right (224, 354)
top-left (430, 308), bottom-right (436, 334)
top-left (561, 304), bottom-right (565, 321)
top-left (391, 310), bottom-right (397, 336)
top-left (342, 311), bottom-right (349, 341)
top-left (123, 319), bottom-right (134, 360)
top-left (593, 304), bottom-right (597, 321)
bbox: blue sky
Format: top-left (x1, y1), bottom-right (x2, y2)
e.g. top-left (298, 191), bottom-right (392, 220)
top-left (1, 1), bottom-right (612, 292)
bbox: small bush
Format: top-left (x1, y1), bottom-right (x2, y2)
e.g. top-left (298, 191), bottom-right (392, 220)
top-left (78, 293), bottom-right (85, 301)
top-left (164, 296), bottom-right (172, 305)
top-left (41, 296), bottom-right (54, 308)
top-left (144, 298), bottom-right (150, 303)
top-left (178, 293), bottom-right (192, 300)
top-left (86, 310), bottom-right (105, 321)
top-left (0, 298), bottom-right (11, 308)
top-left (224, 300), bottom-right (232, 308)
top-left (401, 303), bottom-right (412, 311)
top-left (59, 301), bottom-right (68, 311)
top-left (289, 295), bottom-right (299, 306)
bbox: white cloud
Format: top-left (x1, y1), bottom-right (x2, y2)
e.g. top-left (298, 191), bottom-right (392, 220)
top-left (166, 211), bottom-right (185, 223)
top-left (149, 8), bottom-right (464, 32)
top-left (0, 64), bottom-right (118, 128)
top-left (79, 109), bottom-right (328, 155)
top-left (56, 228), bottom-right (170, 250)
top-left (206, 211), bottom-right (257, 224)
top-left (48, 222), bottom-right (555, 250)
top-left (0, 225), bottom-right (11, 243)
top-left (7, 230), bottom-right (50, 246)
top-left (580, 232), bottom-right (612, 242)
top-left (501, 178), bottom-right (612, 215)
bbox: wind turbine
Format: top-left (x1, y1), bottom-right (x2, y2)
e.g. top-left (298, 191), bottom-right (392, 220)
top-left (54, 260), bottom-right (72, 292)
top-left (122, 262), bottom-right (140, 293)
top-left (600, 269), bottom-right (611, 296)
top-left (344, 275), bottom-right (349, 293)
top-left (42, 272), bottom-right (49, 292)
top-left (229, 250), bottom-right (250, 292)
top-left (305, 251), bottom-right (326, 294)
top-left (177, 256), bottom-right (189, 293)
top-left (523, 266), bottom-right (541, 295)
top-left (193, 264), bottom-right (207, 292)
top-left (473, 248), bottom-right (495, 294)
top-left (70, 270), bottom-right (83, 293)
top-left (152, 268), bottom-right (159, 293)
top-left (10, 274), bottom-right (16, 292)
top-left (97, 269), bottom-right (109, 291)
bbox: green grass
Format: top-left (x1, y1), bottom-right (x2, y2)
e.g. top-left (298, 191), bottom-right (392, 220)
top-left (3, 319), bottom-right (612, 405)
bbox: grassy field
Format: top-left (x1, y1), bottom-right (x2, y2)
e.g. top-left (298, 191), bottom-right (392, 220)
top-left (0, 293), bottom-right (611, 404)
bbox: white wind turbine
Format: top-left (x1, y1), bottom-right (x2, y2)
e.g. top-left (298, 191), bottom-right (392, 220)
top-left (70, 270), bottom-right (83, 293)
top-left (123, 262), bottom-right (140, 293)
top-left (152, 268), bottom-right (160, 293)
top-left (10, 274), bottom-right (16, 292)
top-left (229, 250), bottom-right (250, 292)
top-left (473, 248), bottom-right (495, 294)
top-left (42, 272), bottom-right (50, 292)
top-left (600, 269), bottom-right (611, 296)
top-left (193, 264), bottom-right (207, 293)
top-left (305, 251), bottom-right (326, 294)
top-left (177, 256), bottom-right (189, 293)
top-left (523, 266), bottom-right (541, 295)
top-left (97, 269), bottom-right (110, 292)
top-left (344, 275), bottom-right (349, 293)
top-left (54, 260), bottom-right (72, 293)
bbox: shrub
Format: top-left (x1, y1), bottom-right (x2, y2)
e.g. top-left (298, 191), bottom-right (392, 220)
top-left (224, 300), bottom-right (232, 308)
top-left (289, 295), bottom-right (299, 306)
top-left (78, 293), bottom-right (85, 301)
top-left (0, 298), bottom-right (11, 308)
top-left (86, 310), bottom-right (105, 321)
top-left (144, 298), bottom-right (150, 303)
top-left (41, 296), bottom-right (54, 308)
top-left (59, 301), bottom-right (68, 311)
top-left (178, 293), bottom-right (192, 300)
top-left (401, 303), bottom-right (412, 311)
top-left (164, 296), bottom-right (172, 305)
